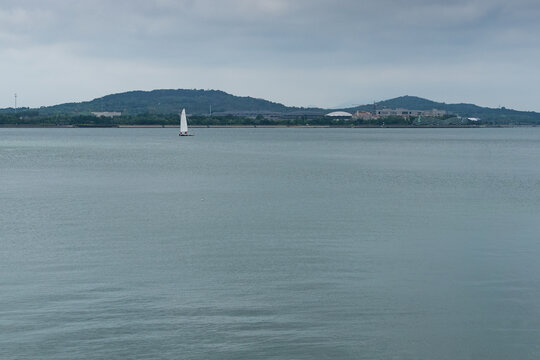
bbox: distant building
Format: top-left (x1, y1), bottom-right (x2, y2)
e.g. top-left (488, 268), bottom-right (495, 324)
top-left (423, 109), bottom-right (447, 117)
top-left (352, 111), bottom-right (374, 120)
top-left (375, 108), bottom-right (447, 117)
top-left (92, 112), bottom-right (122, 118)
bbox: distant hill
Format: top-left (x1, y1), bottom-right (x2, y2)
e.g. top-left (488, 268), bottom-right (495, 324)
top-left (344, 95), bottom-right (540, 124)
top-left (2, 91), bottom-right (540, 124)
top-left (36, 89), bottom-right (322, 116)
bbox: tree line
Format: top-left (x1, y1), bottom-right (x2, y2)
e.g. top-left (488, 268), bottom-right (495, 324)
top-left (0, 111), bottom-right (524, 127)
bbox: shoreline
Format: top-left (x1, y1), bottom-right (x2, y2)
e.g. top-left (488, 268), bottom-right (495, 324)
top-left (0, 124), bottom-right (537, 129)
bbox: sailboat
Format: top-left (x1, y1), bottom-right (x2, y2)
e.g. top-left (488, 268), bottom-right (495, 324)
top-left (179, 108), bottom-right (193, 136)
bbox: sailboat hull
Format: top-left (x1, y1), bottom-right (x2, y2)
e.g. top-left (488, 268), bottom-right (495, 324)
top-left (179, 134), bottom-right (193, 136)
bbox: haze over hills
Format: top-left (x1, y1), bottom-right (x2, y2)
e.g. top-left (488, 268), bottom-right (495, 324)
top-left (2, 90), bottom-right (540, 124)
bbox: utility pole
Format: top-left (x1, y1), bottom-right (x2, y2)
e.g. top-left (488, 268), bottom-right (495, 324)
top-left (14, 93), bottom-right (17, 110)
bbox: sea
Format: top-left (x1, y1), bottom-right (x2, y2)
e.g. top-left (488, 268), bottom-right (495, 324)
top-left (1, 127), bottom-right (540, 359)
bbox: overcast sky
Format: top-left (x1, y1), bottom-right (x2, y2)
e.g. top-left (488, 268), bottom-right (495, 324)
top-left (1, 0), bottom-right (540, 110)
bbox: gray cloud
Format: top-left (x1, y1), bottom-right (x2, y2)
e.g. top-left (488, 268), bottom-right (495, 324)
top-left (1, 0), bottom-right (540, 110)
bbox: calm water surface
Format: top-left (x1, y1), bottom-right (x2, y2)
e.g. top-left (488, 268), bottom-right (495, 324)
top-left (1, 128), bottom-right (540, 359)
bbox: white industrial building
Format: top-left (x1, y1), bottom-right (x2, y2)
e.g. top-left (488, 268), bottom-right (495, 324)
top-left (326, 111), bottom-right (353, 118)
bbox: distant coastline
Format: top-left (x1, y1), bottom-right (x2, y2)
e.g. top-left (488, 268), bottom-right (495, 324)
top-left (1, 124), bottom-right (536, 129)
top-left (2, 91), bottom-right (540, 126)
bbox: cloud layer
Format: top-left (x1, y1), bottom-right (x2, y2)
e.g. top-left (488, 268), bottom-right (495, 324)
top-left (1, 0), bottom-right (540, 110)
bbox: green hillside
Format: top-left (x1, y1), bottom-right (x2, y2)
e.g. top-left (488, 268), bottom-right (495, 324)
top-left (37, 89), bottom-right (312, 115)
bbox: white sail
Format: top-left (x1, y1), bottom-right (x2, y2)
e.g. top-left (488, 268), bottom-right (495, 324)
top-left (180, 108), bottom-right (188, 135)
